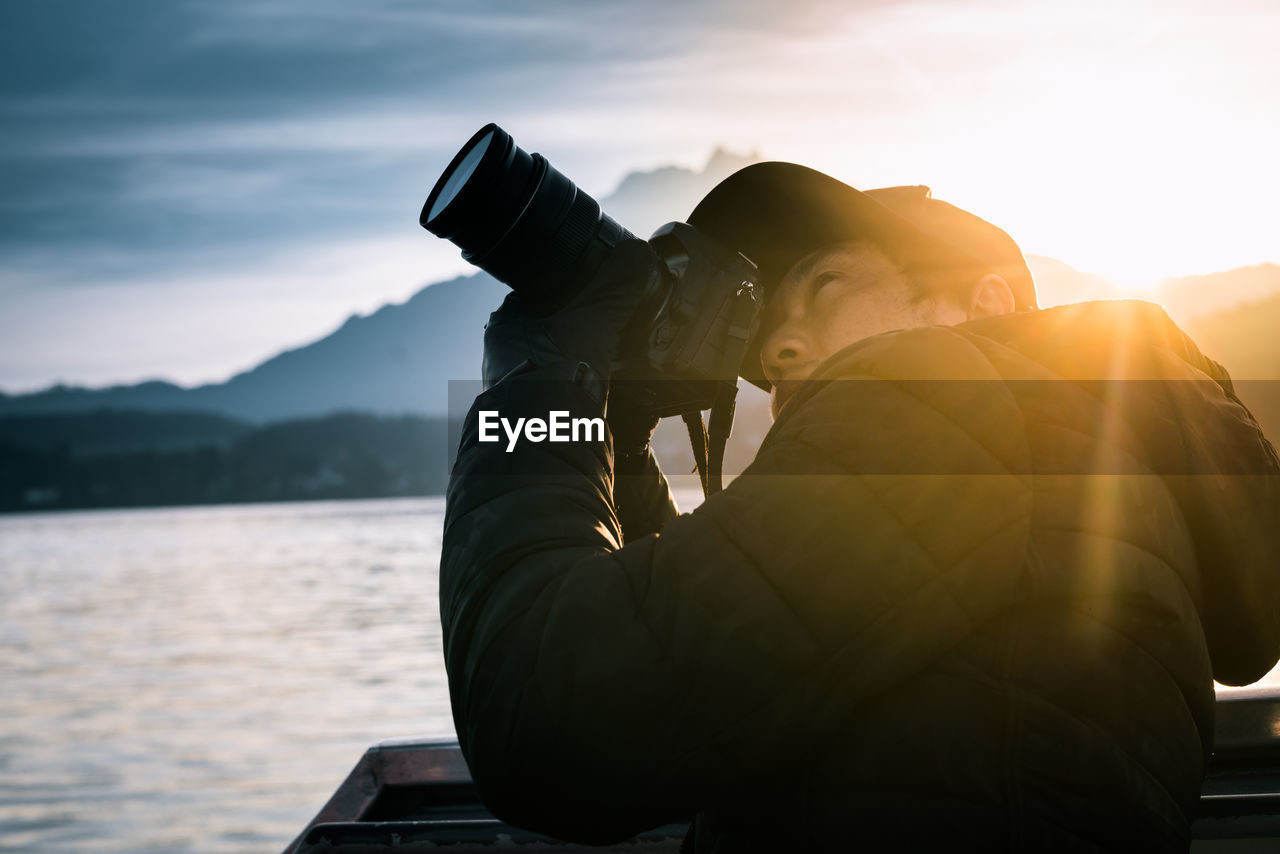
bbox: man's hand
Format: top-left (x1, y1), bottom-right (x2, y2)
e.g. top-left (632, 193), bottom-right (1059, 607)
top-left (481, 238), bottom-right (666, 393)
top-left (476, 236), bottom-right (672, 540)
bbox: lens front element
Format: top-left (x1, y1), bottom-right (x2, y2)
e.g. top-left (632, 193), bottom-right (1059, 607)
top-left (426, 128), bottom-right (494, 226)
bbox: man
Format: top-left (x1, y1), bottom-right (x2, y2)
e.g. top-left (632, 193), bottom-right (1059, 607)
top-left (440, 162), bottom-right (1280, 851)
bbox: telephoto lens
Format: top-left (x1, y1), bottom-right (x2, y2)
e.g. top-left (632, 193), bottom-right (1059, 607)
top-left (421, 124), bottom-right (635, 313)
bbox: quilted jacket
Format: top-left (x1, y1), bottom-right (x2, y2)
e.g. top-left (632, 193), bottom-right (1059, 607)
top-left (440, 300), bottom-right (1280, 851)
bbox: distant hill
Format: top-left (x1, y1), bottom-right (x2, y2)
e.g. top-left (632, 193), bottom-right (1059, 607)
top-left (603, 148), bottom-right (762, 237)
top-left (0, 273), bottom-right (504, 421)
top-left (1185, 291), bottom-right (1280, 381)
top-left (1156, 264), bottom-right (1280, 323)
top-left (1025, 255), bottom-right (1121, 308)
top-left (1184, 292), bottom-right (1280, 442)
top-left (1026, 257), bottom-right (1280, 327)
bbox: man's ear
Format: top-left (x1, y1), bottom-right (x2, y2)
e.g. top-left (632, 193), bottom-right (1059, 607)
top-left (968, 274), bottom-right (1015, 319)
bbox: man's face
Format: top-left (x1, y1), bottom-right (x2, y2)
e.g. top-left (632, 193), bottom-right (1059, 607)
top-left (759, 243), bottom-right (967, 418)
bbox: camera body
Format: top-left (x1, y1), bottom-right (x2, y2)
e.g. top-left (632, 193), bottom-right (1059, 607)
top-left (619, 222), bottom-right (760, 418)
top-left (421, 123), bottom-right (761, 421)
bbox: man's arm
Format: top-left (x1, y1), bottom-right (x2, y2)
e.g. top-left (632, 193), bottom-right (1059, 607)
top-left (441, 333), bottom-right (1035, 843)
top-left (612, 447), bottom-right (679, 542)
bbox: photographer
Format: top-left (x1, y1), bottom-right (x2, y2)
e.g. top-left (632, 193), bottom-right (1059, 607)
top-left (440, 161), bottom-right (1280, 851)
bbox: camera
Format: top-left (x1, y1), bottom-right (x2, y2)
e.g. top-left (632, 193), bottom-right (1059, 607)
top-left (420, 123), bottom-right (761, 421)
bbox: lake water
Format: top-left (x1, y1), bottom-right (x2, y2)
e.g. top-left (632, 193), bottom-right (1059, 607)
top-left (1, 498), bottom-right (463, 853)
top-left (0, 491), bottom-right (1273, 853)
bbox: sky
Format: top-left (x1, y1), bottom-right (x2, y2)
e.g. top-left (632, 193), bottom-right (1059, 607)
top-left (3, 0), bottom-right (1279, 391)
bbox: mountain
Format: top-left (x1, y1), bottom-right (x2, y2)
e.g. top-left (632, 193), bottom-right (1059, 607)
top-left (1025, 257), bottom-right (1280, 326)
top-left (1183, 292), bottom-right (1280, 441)
top-left (0, 274), bottom-right (505, 421)
top-left (602, 147), bottom-right (762, 237)
top-left (2, 154), bottom-right (1277, 424)
top-left (1156, 264), bottom-right (1280, 323)
top-left (0, 148), bottom-right (760, 422)
top-left (1024, 255), bottom-right (1122, 308)
top-left (1184, 291), bottom-right (1280, 381)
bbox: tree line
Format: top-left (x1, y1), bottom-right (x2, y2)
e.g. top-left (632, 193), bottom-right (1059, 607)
top-left (0, 410), bottom-right (452, 513)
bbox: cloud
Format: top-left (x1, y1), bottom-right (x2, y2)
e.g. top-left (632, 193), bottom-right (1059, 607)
top-left (3, 0), bottom-right (1279, 388)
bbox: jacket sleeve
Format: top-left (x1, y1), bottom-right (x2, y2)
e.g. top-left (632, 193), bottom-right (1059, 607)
top-left (440, 359), bottom-right (1033, 843)
top-left (612, 447), bottom-right (679, 543)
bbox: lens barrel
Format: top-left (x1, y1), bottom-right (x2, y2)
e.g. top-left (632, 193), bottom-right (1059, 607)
top-left (421, 123), bottom-right (635, 312)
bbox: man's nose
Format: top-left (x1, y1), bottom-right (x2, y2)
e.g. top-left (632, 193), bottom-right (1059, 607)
top-left (761, 320), bottom-right (809, 381)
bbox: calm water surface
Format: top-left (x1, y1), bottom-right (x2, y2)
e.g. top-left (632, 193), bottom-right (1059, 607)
top-left (0, 490), bottom-right (1271, 852)
top-left (1, 498), bottom-right (457, 853)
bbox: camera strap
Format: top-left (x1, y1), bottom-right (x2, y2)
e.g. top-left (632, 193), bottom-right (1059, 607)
top-left (682, 382), bottom-right (739, 500)
top-left (682, 411), bottom-right (709, 496)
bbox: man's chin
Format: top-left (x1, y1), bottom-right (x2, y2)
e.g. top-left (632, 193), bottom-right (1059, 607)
top-left (770, 381), bottom-right (802, 419)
